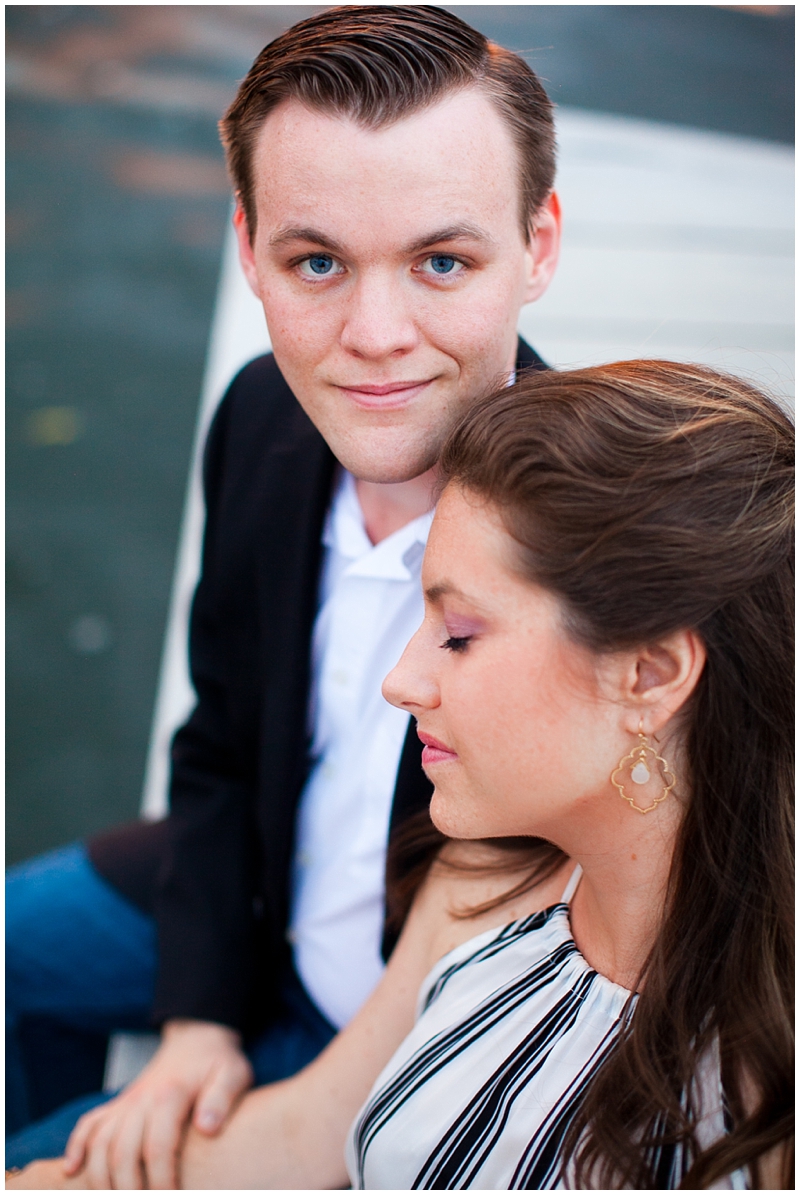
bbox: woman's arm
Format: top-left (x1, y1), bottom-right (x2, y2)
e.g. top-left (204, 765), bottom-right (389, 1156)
top-left (179, 843), bottom-right (571, 1190)
top-left (179, 908), bottom-right (427, 1190)
top-left (7, 843), bottom-right (570, 1191)
top-left (5, 932), bottom-right (425, 1193)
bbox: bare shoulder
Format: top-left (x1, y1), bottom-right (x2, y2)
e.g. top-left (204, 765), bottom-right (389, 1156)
top-left (755, 1141), bottom-right (791, 1190)
top-left (405, 840), bottom-right (574, 978)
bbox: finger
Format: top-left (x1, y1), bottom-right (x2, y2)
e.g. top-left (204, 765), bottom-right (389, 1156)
top-left (142, 1086), bottom-right (193, 1190)
top-left (62, 1099), bottom-right (110, 1175)
top-left (193, 1054), bottom-right (254, 1134)
top-left (63, 1104), bottom-right (111, 1173)
top-left (82, 1110), bottom-right (118, 1191)
top-left (108, 1103), bottom-right (147, 1191)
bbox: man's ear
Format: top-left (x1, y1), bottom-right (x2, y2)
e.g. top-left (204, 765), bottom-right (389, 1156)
top-left (233, 203), bottom-right (263, 299)
top-left (522, 191), bottom-right (561, 305)
top-left (619, 629), bottom-right (707, 738)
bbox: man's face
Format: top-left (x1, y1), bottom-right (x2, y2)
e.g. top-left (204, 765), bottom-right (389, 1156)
top-left (236, 87), bottom-right (560, 483)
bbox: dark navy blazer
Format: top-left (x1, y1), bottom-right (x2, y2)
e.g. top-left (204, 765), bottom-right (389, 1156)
top-left (90, 339), bottom-right (547, 1031)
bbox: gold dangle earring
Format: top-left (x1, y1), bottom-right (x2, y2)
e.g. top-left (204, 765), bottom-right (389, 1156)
top-left (611, 720), bottom-right (676, 814)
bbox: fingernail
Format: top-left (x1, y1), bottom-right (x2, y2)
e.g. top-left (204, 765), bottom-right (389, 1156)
top-left (197, 1111), bottom-right (219, 1130)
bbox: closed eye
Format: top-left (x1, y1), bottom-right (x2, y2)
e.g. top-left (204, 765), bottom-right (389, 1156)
top-left (441, 635), bottom-right (471, 653)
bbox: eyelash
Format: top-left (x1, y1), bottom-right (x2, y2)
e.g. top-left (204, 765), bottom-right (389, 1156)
top-left (441, 635), bottom-right (471, 653)
top-left (292, 253), bottom-right (468, 280)
top-left (416, 255), bottom-right (468, 278)
top-left (295, 254), bottom-right (343, 279)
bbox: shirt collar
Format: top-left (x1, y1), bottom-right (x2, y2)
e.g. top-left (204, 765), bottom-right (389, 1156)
top-left (323, 470), bottom-right (433, 581)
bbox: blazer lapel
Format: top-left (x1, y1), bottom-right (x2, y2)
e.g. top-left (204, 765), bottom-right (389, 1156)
top-left (517, 335), bottom-right (549, 373)
top-left (253, 384), bottom-right (337, 923)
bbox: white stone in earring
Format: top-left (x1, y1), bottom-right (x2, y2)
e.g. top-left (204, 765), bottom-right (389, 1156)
top-left (611, 719), bottom-right (677, 814)
top-left (630, 760), bottom-right (651, 785)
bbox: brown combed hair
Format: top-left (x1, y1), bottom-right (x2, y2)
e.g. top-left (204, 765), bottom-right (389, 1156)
top-left (219, 5), bottom-right (555, 239)
top-left (413, 361), bottom-right (794, 1188)
top-left (437, 360), bottom-right (794, 1185)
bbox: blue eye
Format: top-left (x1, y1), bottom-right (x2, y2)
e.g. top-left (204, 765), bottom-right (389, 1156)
top-left (297, 254), bottom-right (345, 280)
top-left (418, 254), bottom-right (465, 280)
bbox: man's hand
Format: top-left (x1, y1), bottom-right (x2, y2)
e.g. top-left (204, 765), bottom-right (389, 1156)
top-left (62, 1019), bottom-right (253, 1190)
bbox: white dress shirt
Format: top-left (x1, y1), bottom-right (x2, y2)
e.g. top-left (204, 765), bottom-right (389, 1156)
top-left (289, 470), bottom-right (433, 1029)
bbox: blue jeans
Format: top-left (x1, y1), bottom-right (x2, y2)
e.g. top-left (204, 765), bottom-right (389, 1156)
top-left (6, 842), bottom-right (336, 1168)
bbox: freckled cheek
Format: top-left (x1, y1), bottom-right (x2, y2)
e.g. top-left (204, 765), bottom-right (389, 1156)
top-left (444, 679), bottom-right (509, 774)
top-left (265, 299), bottom-right (342, 368)
top-left (454, 663), bottom-right (552, 760)
top-left (420, 291), bottom-right (520, 366)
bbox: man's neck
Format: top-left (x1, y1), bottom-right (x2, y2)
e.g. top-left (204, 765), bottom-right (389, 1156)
top-left (355, 469), bottom-right (438, 545)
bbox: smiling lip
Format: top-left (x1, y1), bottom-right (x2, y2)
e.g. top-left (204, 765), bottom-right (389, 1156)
top-left (335, 379), bottom-right (434, 408)
top-left (418, 730), bottom-right (458, 766)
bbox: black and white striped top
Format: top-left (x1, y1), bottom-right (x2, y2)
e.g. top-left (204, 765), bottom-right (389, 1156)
top-left (345, 866), bottom-right (746, 1190)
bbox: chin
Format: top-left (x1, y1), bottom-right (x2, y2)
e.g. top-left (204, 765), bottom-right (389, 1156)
top-left (339, 445), bottom-right (438, 485)
top-left (326, 423), bottom-right (442, 484)
top-left (429, 787), bottom-right (484, 840)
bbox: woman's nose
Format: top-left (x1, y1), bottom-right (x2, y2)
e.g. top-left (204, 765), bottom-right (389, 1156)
top-left (382, 627), bottom-right (439, 712)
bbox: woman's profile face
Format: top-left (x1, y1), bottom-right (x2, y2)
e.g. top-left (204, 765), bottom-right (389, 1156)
top-left (383, 485), bottom-right (634, 845)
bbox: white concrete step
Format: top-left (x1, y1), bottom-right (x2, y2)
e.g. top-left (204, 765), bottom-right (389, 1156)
top-left (103, 1032), bottom-right (160, 1092)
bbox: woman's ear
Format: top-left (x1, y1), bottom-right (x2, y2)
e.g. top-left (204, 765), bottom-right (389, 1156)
top-left (621, 630), bottom-right (707, 736)
top-left (233, 203), bottom-right (263, 299)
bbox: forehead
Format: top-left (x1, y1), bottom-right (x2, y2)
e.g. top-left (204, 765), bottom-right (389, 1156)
top-left (425, 486), bottom-right (512, 584)
top-left (250, 88), bottom-right (523, 240)
top-left (425, 486), bottom-right (570, 633)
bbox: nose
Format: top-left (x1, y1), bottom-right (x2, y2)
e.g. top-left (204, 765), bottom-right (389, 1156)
top-left (340, 270), bottom-right (420, 361)
top-left (382, 624), bottom-right (440, 713)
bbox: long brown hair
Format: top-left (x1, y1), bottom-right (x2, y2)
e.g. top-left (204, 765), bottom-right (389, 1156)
top-left (412, 361), bottom-right (793, 1187)
top-left (219, 5), bottom-right (555, 240)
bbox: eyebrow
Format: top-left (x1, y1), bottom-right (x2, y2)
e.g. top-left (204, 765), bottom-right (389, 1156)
top-left (403, 223), bottom-right (496, 255)
top-left (268, 226), bottom-right (346, 253)
top-left (425, 581), bottom-right (494, 625)
top-left (268, 222), bottom-right (495, 256)
top-left (425, 581), bottom-right (482, 606)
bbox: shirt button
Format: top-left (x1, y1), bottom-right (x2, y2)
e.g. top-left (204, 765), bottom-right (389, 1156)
top-left (331, 668), bottom-right (349, 686)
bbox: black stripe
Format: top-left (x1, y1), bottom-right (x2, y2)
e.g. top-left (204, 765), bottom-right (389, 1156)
top-left (423, 904), bottom-right (562, 1011)
top-left (412, 973), bottom-right (598, 1189)
top-left (353, 931), bottom-right (580, 1185)
top-left (512, 1022), bottom-right (622, 1188)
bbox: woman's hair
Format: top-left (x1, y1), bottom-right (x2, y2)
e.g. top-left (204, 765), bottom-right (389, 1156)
top-left (419, 361), bottom-right (794, 1187)
top-left (219, 5), bottom-right (555, 241)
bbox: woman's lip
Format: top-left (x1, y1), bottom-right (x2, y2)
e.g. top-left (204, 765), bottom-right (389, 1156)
top-left (418, 730), bottom-right (458, 764)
